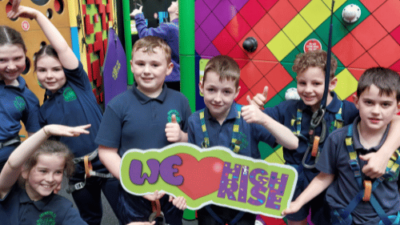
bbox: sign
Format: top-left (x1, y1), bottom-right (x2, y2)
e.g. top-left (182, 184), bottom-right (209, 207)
top-left (120, 143), bottom-right (298, 218)
top-left (303, 39), bottom-right (322, 53)
top-left (21, 20), bottom-right (30, 31)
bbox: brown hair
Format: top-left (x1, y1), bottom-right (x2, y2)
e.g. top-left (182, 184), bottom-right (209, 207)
top-left (357, 67), bottom-right (400, 101)
top-left (0, 26), bottom-right (27, 52)
top-left (24, 140), bottom-right (75, 178)
top-left (132, 36), bottom-right (172, 64)
top-left (33, 45), bottom-right (59, 71)
top-left (292, 50), bottom-right (337, 79)
top-left (203, 55), bottom-right (240, 88)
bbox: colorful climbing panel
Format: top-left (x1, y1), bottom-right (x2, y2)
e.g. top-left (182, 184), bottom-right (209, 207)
top-left (195, 0), bottom-right (400, 167)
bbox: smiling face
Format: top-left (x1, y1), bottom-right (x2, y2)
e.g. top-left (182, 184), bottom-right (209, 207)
top-left (354, 84), bottom-right (399, 132)
top-left (22, 154), bottom-right (65, 201)
top-left (131, 47), bottom-right (173, 98)
top-left (200, 71), bottom-right (240, 123)
top-left (296, 66), bottom-right (337, 112)
top-left (36, 55), bottom-right (66, 93)
top-left (0, 44), bottom-right (26, 85)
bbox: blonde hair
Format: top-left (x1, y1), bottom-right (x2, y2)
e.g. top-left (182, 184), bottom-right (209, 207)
top-left (203, 55), bottom-right (240, 88)
top-left (132, 36), bottom-right (172, 64)
top-left (292, 50), bottom-right (337, 79)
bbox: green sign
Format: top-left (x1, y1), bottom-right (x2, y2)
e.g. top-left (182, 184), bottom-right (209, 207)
top-left (120, 143), bottom-right (298, 218)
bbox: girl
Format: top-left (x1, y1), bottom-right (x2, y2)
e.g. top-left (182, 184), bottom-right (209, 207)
top-left (10, 6), bottom-right (120, 225)
top-left (0, 25), bottom-right (41, 171)
top-left (0, 124), bottom-right (90, 224)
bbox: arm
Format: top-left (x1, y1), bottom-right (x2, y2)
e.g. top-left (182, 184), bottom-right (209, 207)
top-left (98, 145), bottom-right (121, 179)
top-left (0, 124), bottom-right (90, 199)
top-left (282, 172), bottom-right (334, 216)
top-left (13, 6), bottom-right (78, 69)
top-left (360, 115), bottom-right (400, 178)
top-left (242, 104), bottom-right (298, 150)
top-left (134, 13), bottom-right (169, 39)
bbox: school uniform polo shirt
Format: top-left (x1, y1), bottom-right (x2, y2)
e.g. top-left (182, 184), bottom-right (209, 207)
top-left (0, 185), bottom-right (86, 225)
top-left (263, 92), bottom-right (359, 180)
top-left (188, 102), bottom-right (276, 159)
top-left (317, 118), bottom-right (400, 225)
top-left (0, 76), bottom-right (40, 162)
top-left (39, 63), bottom-right (104, 173)
top-left (135, 13), bottom-right (180, 82)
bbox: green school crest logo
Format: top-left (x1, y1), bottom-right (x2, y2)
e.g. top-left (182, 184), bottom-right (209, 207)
top-left (14, 96), bottom-right (26, 112)
top-left (63, 87), bottom-right (77, 102)
top-left (36, 211), bottom-right (56, 225)
top-left (168, 109), bottom-right (181, 123)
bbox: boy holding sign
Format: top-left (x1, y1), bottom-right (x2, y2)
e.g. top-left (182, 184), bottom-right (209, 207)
top-left (188, 55), bottom-right (299, 224)
top-left (95, 36), bottom-right (190, 224)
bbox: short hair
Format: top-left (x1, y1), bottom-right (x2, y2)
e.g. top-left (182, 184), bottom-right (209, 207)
top-left (34, 45), bottom-right (59, 71)
top-left (0, 26), bottom-right (27, 53)
top-left (24, 140), bottom-right (75, 178)
top-left (292, 50), bottom-right (337, 79)
top-left (132, 36), bottom-right (172, 64)
top-left (203, 55), bottom-right (240, 88)
top-left (357, 67), bottom-right (400, 101)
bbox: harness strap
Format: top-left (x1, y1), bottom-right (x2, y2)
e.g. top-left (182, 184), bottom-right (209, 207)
top-left (0, 136), bottom-right (21, 149)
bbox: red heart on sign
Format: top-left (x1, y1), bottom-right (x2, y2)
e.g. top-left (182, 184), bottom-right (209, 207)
top-left (174, 153), bottom-right (224, 200)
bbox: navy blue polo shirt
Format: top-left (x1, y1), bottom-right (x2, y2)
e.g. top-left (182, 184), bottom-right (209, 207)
top-left (0, 76), bottom-right (40, 162)
top-left (188, 102), bottom-right (276, 159)
top-left (39, 63), bottom-right (104, 173)
top-left (135, 13), bottom-right (180, 82)
top-left (0, 185), bottom-right (87, 225)
top-left (264, 92), bottom-right (359, 180)
top-left (95, 83), bottom-right (191, 223)
top-left (317, 118), bottom-right (400, 224)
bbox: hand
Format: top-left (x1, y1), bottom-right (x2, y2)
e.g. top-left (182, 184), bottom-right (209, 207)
top-left (360, 152), bottom-right (389, 179)
top-left (126, 222), bottom-right (155, 225)
top-left (53, 183), bottom-right (62, 194)
top-left (130, 6), bottom-right (143, 17)
top-left (250, 86), bottom-right (269, 109)
top-left (169, 195), bottom-right (187, 210)
top-left (165, 114), bottom-right (182, 142)
top-left (143, 190), bottom-right (165, 201)
top-left (281, 201), bottom-right (302, 216)
top-left (7, 5), bottom-right (39, 20)
top-left (241, 97), bottom-right (267, 125)
top-left (43, 124), bottom-right (91, 137)
top-left (10, 0), bottom-right (21, 12)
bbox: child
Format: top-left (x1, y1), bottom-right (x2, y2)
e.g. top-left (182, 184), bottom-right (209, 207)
top-left (0, 25), bottom-right (41, 171)
top-left (95, 36), bottom-right (190, 224)
top-left (131, 1), bottom-right (180, 91)
top-left (10, 6), bottom-right (120, 225)
top-left (188, 55), bottom-right (299, 225)
top-left (0, 124), bottom-right (90, 225)
top-left (283, 67), bottom-right (400, 224)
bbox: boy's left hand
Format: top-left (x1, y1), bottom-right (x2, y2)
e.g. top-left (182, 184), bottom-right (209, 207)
top-left (130, 6), bottom-right (143, 17)
top-left (360, 152), bottom-right (388, 178)
top-left (169, 195), bottom-right (187, 210)
top-left (241, 96), bottom-right (267, 125)
top-left (165, 114), bottom-right (183, 142)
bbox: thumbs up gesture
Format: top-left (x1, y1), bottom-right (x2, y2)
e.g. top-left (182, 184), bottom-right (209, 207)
top-left (165, 114), bottom-right (183, 142)
top-left (241, 95), bottom-right (267, 125)
top-left (250, 86), bottom-right (269, 109)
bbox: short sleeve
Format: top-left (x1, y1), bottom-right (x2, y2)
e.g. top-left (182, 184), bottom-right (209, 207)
top-left (180, 97), bottom-right (192, 133)
top-left (21, 91), bottom-right (41, 133)
top-left (95, 105), bottom-right (122, 148)
top-left (316, 132), bottom-right (339, 175)
top-left (251, 123), bottom-right (277, 148)
top-left (63, 62), bottom-right (91, 91)
top-left (62, 207), bottom-right (87, 225)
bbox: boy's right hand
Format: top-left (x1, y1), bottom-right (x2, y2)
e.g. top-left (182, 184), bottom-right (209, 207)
top-left (251, 86), bottom-right (269, 109)
top-left (130, 6), bottom-right (143, 17)
top-left (281, 201), bottom-right (302, 216)
top-left (44, 124), bottom-right (91, 137)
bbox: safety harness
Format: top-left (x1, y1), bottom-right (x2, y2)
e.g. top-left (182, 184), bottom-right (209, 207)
top-left (331, 124), bottom-right (400, 225)
top-left (200, 104), bottom-right (245, 225)
top-left (66, 149), bottom-right (113, 193)
top-left (0, 136), bottom-right (21, 149)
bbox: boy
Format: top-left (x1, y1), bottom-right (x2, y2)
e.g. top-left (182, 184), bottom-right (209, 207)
top-left (283, 67), bottom-right (400, 224)
top-left (188, 55), bottom-right (299, 225)
top-left (95, 36), bottom-right (190, 224)
top-left (131, 1), bottom-right (180, 91)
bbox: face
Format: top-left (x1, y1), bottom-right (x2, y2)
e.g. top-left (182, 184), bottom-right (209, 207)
top-left (168, 1), bottom-right (178, 14)
top-left (0, 44), bottom-right (26, 84)
top-left (36, 55), bottom-right (66, 93)
top-left (200, 71), bottom-right (240, 121)
top-left (131, 47), bottom-right (173, 98)
top-left (22, 154), bottom-right (65, 201)
top-left (296, 66), bottom-right (337, 111)
top-left (354, 85), bottom-right (400, 132)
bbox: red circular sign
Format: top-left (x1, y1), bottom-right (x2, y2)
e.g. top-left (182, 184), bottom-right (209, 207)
top-left (303, 39), bottom-right (322, 53)
top-left (21, 20), bottom-right (30, 31)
